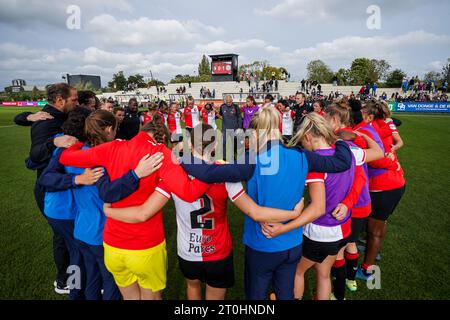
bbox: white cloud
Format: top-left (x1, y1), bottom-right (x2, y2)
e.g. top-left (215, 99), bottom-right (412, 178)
top-left (87, 14), bottom-right (224, 47)
top-left (283, 31), bottom-right (450, 63)
top-left (0, 43), bottom-right (199, 86)
top-left (195, 39), bottom-right (267, 54)
top-left (265, 45), bottom-right (281, 53)
top-left (0, 0), bottom-right (132, 28)
top-left (184, 20), bottom-right (225, 36)
top-left (256, 0), bottom-right (338, 19)
top-left (256, 0), bottom-right (428, 20)
top-left (427, 60), bottom-right (445, 71)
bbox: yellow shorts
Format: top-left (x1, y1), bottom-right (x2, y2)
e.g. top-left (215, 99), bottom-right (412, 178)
top-left (104, 241), bottom-right (167, 292)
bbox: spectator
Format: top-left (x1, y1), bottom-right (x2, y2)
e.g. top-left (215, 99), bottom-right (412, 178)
top-left (332, 75), bottom-right (338, 86)
top-left (372, 83), bottom-right (378, 96)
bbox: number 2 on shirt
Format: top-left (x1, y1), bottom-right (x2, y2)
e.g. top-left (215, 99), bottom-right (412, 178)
top-left (190, 195), bottom-right (214, 230)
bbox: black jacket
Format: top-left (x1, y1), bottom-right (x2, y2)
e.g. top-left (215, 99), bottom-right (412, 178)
top-left (219, 103), bottom-right (242, 131)
top-left (292, 103), bottom-right (310, 132)
top-left (120, 108), bottom-right (141, 140)
top-left (14, 112), bottom-right (34, 126)
top-left (28, 105), bottom-right (68, 176)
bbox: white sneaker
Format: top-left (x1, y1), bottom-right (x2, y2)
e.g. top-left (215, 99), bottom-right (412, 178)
top-left (53, 281), bottom-right (70, 295)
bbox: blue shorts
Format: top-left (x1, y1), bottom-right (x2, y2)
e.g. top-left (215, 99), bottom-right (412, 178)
top-left (46, 218), bottom-right (85, 300)
top-left (244, 244), bottom-right (302, 300)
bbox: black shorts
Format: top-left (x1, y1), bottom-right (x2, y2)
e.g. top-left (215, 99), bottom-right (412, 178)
top-left (348, 217), bottom-right (368, 243)
top-left (178, 252), bottom-right (234, 289)
top-left (171, 133), bottom-right (183, 143)
top-left (302, 236), bottom-right (349, 263)
top-left (370, 186), bottom-right (406, 221)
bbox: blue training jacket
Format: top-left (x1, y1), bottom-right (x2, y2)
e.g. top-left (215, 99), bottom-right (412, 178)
top-left (243, 141), bottom-right (308, 252)
top-left (39, 147), bottom-right (77, 220)
top-left (64, 145), bottom-right (141, 246)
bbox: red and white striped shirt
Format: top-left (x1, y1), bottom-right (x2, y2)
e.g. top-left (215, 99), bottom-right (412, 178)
top-left (169, 180), bottom-right (244, 262)
top-left (183, 105), bottom-right (200, 128)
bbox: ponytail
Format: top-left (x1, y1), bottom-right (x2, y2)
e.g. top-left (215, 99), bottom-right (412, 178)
top-left (290, 112), bottom-right (336, 147)
top-left (141, 114), bottom-right (170, 146)
top-left (84, 110), bottom-right (117, 146)
top-left (364, 100), bottom-right (385, 120)
top-left (326, 102), bottom-right (351, 126)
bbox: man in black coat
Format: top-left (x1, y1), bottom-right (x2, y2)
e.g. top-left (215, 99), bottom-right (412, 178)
top-left (292, 92), bottom-right (311, 133)
top-left (14, 83), bottom-right (79, 294)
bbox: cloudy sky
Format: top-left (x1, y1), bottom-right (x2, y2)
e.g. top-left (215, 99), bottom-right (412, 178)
top-left (0, 0), bottom-right (449, 88)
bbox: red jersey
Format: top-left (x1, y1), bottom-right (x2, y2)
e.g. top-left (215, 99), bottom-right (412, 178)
top-left (60, 132), bottom-right (209, 250)
top-left (170, 179), bottom-right (244, 262)
top-left (167, 111), bottom-right (182, 134)
top-left (354, 121), bottom-right (405, 191)
top-left (157, 111), bottom-right (169, 127)
top-left (183, 105), bottom-right (200, 128)
top-left (369, 120), bottom-right (405, 191)
top-left (140, 112), bottom-right (153, 125)
top-left (374, 119), bottom-right (398, 154)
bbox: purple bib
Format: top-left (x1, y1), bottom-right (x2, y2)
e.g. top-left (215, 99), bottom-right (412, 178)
top-left (312, 148), bottom-right (354, 227)
top-left (357, 123), bottom-right (387, 178)
top-left (243, 105), bottom-right (259, 129)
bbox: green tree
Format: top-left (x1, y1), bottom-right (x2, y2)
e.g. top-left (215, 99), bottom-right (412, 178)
top-left (31, 86), bottom-right (40, 100)
top-left (108, 71), bottom-right (127, 91)
top-left (169, 73), bottom-right (211, 84)
top-left (335, 68), bottom-right (350, 85)
top-left (198, 55), bottom-right (211, 77)
top-left (127, 74), bottom-right (146, 88)
top-left (261, 65), bottom-right (289, 80)
top-left (74, 81), bottom-right (96, 92)
top-left (442, 58), bottom-right (450, 83)
top-left (348, 58), bottom-right (378, 85)
top-left (31, 86), bottom-right (46, 100)
top-left (148, 79), bottom-right (165, 87)
top-left (385, 69), bottom-right (406, 88)
top-left (371, 59), bottom-right (391, 81)
top-left (306, 60), bottom-right (334, 83)
top-left (239, 61), bottom-right (269, 79)
top-left (424, 71), bottom-right (441, 83)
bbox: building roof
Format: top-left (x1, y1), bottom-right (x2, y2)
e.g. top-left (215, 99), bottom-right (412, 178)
top-left (22, 85), bottom-right (46, 91)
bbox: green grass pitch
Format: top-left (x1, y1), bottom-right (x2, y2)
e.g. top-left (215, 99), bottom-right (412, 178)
top-left (0, 107), bottom-right (449, 300)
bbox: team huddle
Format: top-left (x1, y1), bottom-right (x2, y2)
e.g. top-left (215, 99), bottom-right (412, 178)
top-left (15, 83), bottom-right (405, 300)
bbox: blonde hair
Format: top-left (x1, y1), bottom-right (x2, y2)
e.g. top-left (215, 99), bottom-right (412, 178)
top-left (380, 101), bottom-right (392, 119)
top-left (249, 107), bottom-right (282, 151)
top-left (290, 112), bottom-right (336, 147)
top-left (326, 102), bottom-right (351, 126)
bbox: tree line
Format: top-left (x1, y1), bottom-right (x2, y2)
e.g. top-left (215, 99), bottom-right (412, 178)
top-left (306, 57), bottom-right (450, 88)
